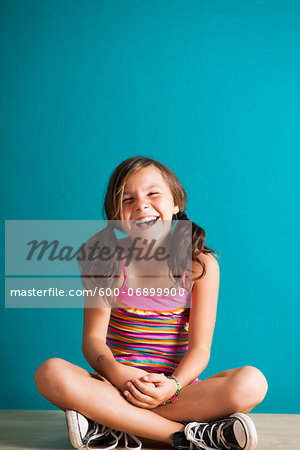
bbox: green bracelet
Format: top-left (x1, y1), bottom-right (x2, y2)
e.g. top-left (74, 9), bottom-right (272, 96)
top-left (159, 375), bottom-right (182, 406)
top-left (168, 375), bottom-right (182, 397)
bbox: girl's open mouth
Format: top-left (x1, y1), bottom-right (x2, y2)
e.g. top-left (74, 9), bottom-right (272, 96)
top-left (134, 216), bottom-right (159, 229)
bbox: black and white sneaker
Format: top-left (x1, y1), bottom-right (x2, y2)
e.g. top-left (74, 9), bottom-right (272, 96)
top-left (65, 409), bottom-right (142, 450)
top-left (65, 409), bottom-right (118, 449)
top-left (172, 413), bottom-right (258, 450)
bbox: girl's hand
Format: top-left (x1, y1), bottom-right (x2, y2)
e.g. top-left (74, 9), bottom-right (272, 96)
top-left (114, 364), bottom-right (155, 393)
top-left (123, 373), bottom-right (177, 409)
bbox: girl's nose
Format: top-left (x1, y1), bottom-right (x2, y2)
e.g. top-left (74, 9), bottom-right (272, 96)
top-left (135, 199), bottom-right (150, 211)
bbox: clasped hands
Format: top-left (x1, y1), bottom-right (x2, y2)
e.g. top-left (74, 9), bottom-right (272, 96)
top-left (123, 372), bottom-right (177, 409)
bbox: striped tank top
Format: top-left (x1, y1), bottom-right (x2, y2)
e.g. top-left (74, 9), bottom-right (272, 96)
top-left (106, 256), bottom-right (192, 375)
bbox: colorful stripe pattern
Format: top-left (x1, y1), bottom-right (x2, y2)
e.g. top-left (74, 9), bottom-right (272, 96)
top-left (106, 307), bottom-right (190, 375)
top-left (105, 245), bottom-right (192, 375)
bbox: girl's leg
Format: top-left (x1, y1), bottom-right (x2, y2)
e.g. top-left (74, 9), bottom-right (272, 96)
top-left (152, 366), bottom-right (268, 423)
top-left (34, 358), bottom-right (184, 444)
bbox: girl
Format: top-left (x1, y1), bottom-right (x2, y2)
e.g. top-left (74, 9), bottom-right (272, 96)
top-left (34, 157), bottom-right (268, 450)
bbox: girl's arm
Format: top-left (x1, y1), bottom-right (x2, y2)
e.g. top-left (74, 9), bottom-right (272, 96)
top-left (82, 297), bottom-right (152, 392)
top-left (172, 252), bottom-right (220, 387)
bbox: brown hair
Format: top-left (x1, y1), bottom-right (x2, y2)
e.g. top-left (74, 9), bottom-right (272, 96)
top-left (78, 156), bottom-right (219, 298)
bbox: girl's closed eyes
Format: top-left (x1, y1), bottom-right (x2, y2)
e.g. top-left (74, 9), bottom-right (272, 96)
top-left (122, 192), bottom-right (159, 203)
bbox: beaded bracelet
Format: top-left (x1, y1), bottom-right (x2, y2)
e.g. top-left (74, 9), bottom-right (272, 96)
top-left (159, 375), bottom-right (182, 406)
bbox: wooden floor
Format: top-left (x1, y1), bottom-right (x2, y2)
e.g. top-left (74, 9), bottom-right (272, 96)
top-left (0, 411), bottom-right (299, 449)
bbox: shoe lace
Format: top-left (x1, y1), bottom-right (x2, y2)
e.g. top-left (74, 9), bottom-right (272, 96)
top-left (119, 431), bottom-right (143, 450)
top-left (86, 424), bottom-right (142, 450)
top-left (185, 421), bottom-right (231, 450)
top-left (86, 424), bottom-right (118, 450)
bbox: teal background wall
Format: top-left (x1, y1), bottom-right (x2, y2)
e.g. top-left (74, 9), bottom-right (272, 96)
top-left (1, 0), bottom-right (299, 412)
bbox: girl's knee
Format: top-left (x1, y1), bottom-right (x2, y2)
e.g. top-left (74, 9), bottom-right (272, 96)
top-left (228, 366), bottom-right (268, 409)
top-left (34, 357), bottom-right (67, 391)
top-left (243, 366), bottom-right (268, 399)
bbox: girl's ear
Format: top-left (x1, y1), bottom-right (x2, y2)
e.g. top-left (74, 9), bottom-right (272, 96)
top-left (173, 205), bottom-right (179, 215)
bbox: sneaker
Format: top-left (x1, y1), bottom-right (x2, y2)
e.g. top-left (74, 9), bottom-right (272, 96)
top-left (65, 409), bottom-right (142, 450)
top-left (65, 409), bottom-right (118, 449)
top-left (172, 413), bottom-right (258, 450)
top-left (88, 430), bottom-right (142, 450)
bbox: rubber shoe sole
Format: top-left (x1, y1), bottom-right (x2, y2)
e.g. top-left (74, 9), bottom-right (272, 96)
top-left (65, 410), bottom-right (85, 448)
top-left (229, 413), bottom-right (258, 450)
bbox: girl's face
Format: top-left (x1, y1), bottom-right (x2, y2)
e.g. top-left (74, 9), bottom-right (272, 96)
top-left (120, 166), bottom-right (179, 239)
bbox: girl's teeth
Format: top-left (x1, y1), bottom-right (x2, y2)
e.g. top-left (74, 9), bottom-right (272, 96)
top-left (135, 216), bottom-right (159, 227)
top-left (136, 217), bottom-right (158, 225)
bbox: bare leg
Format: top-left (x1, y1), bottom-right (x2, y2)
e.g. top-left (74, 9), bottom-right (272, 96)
top-left (35, 360), bottom-right (267, 444)
top-left (34, 358), bottom-right (184, 444)
top-left (152, 366), bottom-right (268, 423)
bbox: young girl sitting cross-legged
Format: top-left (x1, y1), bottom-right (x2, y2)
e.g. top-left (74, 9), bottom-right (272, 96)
top-left (34, 156), bottom-right (268, 450)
